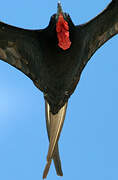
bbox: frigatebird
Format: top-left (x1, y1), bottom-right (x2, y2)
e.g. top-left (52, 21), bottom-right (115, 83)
top-left (0, 0), bottom-right (118, 178)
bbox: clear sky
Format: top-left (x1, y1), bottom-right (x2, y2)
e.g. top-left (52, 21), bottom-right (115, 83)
top-left (0, 0), bottom-right (118, 180)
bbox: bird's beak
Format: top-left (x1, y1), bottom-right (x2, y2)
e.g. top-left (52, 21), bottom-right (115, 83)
top-left (56, 1), bottom-right (64, 20)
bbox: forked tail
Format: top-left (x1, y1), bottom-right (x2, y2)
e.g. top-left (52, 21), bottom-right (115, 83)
top-left (43, 100), bottom-right (68, 178)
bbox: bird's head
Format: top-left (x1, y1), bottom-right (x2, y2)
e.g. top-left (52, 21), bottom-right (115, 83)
top-left (48, 2), bottom-right (73, 51)
top-left (56, 2), bottom-right (72, 50)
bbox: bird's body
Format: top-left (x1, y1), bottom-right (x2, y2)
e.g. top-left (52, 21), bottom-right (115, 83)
top-left (0, 0), bottom-right (118, 178)
top-left (35, 25), bottom-right (81, 113)
top-left (29, 14), bottom-right (83, 114)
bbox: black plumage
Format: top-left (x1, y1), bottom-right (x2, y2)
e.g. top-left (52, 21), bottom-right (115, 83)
top-left (0, 0), bottom-right (118, 178)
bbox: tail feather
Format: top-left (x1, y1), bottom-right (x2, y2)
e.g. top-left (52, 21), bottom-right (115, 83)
top-left (43, 100), bottom-right (67, 178)
top-left (53, 144), bottom-right (63, 176)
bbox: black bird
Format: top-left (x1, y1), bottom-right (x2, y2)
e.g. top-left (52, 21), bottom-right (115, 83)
top-left (0, 0), bottom-right (118, 178)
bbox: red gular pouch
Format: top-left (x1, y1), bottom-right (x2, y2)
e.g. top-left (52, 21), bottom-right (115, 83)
top-left (56, 14), bottom-right (71, 50)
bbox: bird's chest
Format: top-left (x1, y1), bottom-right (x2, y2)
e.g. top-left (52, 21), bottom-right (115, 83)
top-left (33, 30), bottom-right (86, 113)
top-left (36, 48), bottom-right (81, 112)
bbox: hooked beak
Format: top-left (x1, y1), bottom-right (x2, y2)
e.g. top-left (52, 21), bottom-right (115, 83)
top-left (56, 1), bottom-right (64, 20)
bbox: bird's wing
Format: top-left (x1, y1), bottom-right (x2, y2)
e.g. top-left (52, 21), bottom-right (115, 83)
top-left (79, 0), bottom-right (118, 63)
top-left (0, 21), bottom-right (41, 84)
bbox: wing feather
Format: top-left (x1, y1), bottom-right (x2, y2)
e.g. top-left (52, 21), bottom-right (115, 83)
top-left (79, 1), bottom-right (118, 63)
top-left (0, 21), bottom-right (41, 82)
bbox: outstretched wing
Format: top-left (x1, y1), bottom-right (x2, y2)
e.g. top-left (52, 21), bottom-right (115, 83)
top-left (80, 0), bottom-right (118, 62)
top-left (0, 21), bottom-right (41, 84)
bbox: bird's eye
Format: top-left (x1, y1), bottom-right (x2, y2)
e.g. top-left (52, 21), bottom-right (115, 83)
top-left (65, 13), bottom-right (69, 17)
top-left (51, 15), bottom-right (55, 19)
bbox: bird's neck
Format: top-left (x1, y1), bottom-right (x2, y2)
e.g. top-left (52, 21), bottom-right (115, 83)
top-left (56, 14), bottom-right (71, 50)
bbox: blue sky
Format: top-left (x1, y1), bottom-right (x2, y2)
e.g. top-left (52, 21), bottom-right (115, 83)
top-left (0, 0), bottom-right (118, 179)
